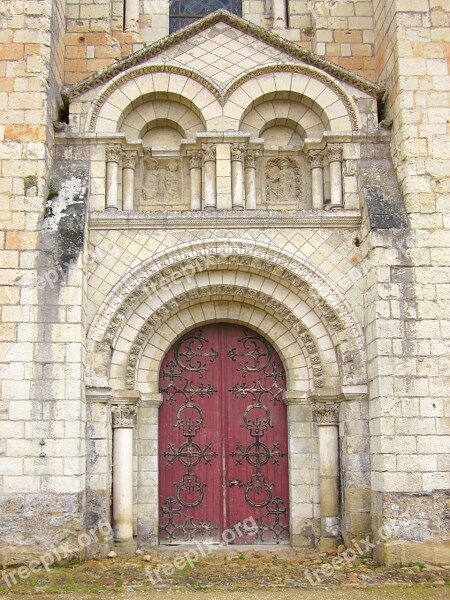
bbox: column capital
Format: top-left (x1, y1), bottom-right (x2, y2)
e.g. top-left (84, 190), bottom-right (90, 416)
top-left (122, 150), bottom-right (138, 170)
top-left (202, 144), bottom-right (216, 162)
top-left (244, 149), bottom-right (259, 169)
top-left (325, 143), bottom-right (343, 163)
top-left (105, 144), bottom-right (123, 164)
top-left (307, 149), bottom-right (325, 168)
top-left (231, 142), bottom-right (245, 162)
top-left (112, 404), bottom-right (137, 428)
top-left (313, 402), bottom-right (340, 425)
top-left (187, 150), bottom-right (203, 169)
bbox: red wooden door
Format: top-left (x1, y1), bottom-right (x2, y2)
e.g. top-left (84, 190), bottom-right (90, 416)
top-left (158, 324), bottom-right (289, 544)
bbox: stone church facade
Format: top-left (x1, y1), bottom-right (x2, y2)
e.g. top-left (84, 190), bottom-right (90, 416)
top-left (0, 1), bottom-right (449, 566)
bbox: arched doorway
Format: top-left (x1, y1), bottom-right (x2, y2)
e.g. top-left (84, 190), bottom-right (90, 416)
top-left (158, 323), bottom-right (289, 544)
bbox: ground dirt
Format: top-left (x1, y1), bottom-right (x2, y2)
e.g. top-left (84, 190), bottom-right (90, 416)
top-left (0, 546), bottom-right (448, 598)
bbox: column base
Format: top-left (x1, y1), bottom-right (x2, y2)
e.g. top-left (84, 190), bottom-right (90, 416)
top-left (330, 204), bottom-right (344, 210)
top-left (105, 207), bottom-right (119, 212)
top-left (318, 537), bottom-right (340, 552)
top-left (113, 538), bottom-right (137, 556)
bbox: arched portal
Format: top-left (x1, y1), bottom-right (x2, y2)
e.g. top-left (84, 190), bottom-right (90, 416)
top-left (158, 323), bottom-right (289, 545)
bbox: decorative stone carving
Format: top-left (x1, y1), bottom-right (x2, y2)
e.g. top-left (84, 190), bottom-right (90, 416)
top-left (313, 403), bottom-right (340, 425)
top-left (266, 157), bottom-right (301, 204)
top-left (231, 143), bottom-right (245, 162)
top-left (244, 150), bottom-right (259, 169)
top-left (112, 404), bottom-right (137, 428)
top-left (105, 145), bottom-right (122, 164)
top-left (87, 241), bottom-right (365, 378)
top-left (326, 144), bottom-right (343, 164)
top-left (122, 150), bottom-right (138, 170)
top-left (203, 144), bottom-right (216, 162)
top-left (142, 157), bottom-right (181, 205)
top-left (124, 284), bottom-right (325, 391)
top-left (187, 150), bottom-right (203, 169)
top-left (307, 150), bottom-right (325, 169)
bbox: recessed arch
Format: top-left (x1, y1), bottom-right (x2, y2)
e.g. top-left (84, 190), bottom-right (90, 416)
top-left (87, 66), bottom-right (222, 133)
top-left (87, 239), bottom-right (366, 392)
top-left (110, 280), bottom-right (341, 393)
top-left (119, 97), bottom-right (205, 140)
top-left (224, 66), bottom-right (359, 132)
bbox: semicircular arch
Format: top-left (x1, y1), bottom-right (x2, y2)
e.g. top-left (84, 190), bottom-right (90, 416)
top-left (224, 66), bottom-right (360, 132)
top-left (87, 65), bottom-right (222, 134)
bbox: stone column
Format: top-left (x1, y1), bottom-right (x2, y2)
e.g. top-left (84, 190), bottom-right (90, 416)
top-left (187, 150), bottom-right (202, 211)
top-left (122, 150), bottom-right (138, 212)
top-left (326, 144), bottom-right (343, 209)
top-left (313, 402), bottom-right (340, 550)
top-left (273, 0), bottom-right (287, 29)
top-left (112, 400), bottom-right (137, 552)
top-left (231, 143), bottom-right (245, 210)
top-left (105, 145), bottom-right (122, 211)
top-left (124, 0), bottom-right (140, 32)
top-left (203, 144), bottom-right (217, 211)
top-left (307, 150), bottom-right (325, 209)
top-left (244, 150), bottom-right (258, 210)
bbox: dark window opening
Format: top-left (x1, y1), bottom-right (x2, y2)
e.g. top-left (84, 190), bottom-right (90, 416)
top-left (169, 1), bottom-right (242, 33)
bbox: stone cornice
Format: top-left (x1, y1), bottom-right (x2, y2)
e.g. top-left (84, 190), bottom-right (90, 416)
top-left (89, 210), bottom-right (362, 230)
top-left (62, 10), bottom-right (384, 102)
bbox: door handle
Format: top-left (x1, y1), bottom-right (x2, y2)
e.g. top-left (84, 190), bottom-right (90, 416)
top-left (228, 479), bottom-right (242, 487)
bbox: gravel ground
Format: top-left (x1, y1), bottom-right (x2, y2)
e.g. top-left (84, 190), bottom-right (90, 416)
top-left (0, 591), bottom-right (449, 600)
top-left (0, 546), bottom-right (448, 599)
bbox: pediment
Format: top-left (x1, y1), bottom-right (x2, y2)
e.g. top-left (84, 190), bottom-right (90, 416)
top-left (64, 10), bottom-right (383, 102)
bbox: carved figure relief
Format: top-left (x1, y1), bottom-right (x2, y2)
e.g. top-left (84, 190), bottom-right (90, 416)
top-left (142, 156), bottom-right (182, 206)
top-left (265, 157), bottom-right (302, 207)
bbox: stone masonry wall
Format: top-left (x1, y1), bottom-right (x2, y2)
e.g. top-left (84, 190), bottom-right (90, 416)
top-left (366, 0), bottom-right (450, 564)
top-left (63, 1), bottom-right (378, 85)
top-left (0, 0), bottom-right (89, 565)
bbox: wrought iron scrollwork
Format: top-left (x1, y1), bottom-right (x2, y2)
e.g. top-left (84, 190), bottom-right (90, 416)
top-left (160, 329), bottom-right (219, 540)
top-left (228, 330), bottom-right (289, 544)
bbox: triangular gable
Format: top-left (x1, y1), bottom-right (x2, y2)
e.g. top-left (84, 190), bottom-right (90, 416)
top-left (63, 10), bottom-right (384, 102)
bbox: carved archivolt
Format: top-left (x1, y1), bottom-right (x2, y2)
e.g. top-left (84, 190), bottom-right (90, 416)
top-left (87, 240), bottom-right (364, 361)
top-left (86, 65), bottom-right (218, 133)
top-left (225, 65), bottom-right (360, 131)
top-left (124, 285), bottom-right (325, 391)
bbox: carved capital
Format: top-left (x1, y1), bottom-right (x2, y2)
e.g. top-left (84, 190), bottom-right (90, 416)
top-left (326, 144), bottom-right (343, 163)
top-left (313, 402), bottom-right (339, 425)
top-left (187, 150), bottom-right (203, 169)
top-left (307, 149), bottom-right (325, 169)
top-left (105, 145), bottom-right (122, 164)
top-left (122, 150), bottom-right (138, 170)
top-left (244, 149), bottom-right (259, 169)
top-left (202, 144), bottom-right (216, 162)
top-left (112, 404), bottom-right (137, 428)
top-left (231, 143), bottom-right (245, 162)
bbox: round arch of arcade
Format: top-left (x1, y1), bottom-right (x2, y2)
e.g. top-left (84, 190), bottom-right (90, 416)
top-left (87, 63), bottom-right (359, 134)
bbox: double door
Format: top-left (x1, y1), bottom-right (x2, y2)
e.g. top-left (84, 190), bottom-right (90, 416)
top-left (158, 323), bottom-right (289, 544)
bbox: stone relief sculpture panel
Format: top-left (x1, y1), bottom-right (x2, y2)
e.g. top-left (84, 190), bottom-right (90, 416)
top-left (139, 155), bottom-right (185, 210)
top-left (264, 157), bottom-right (304, 210)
